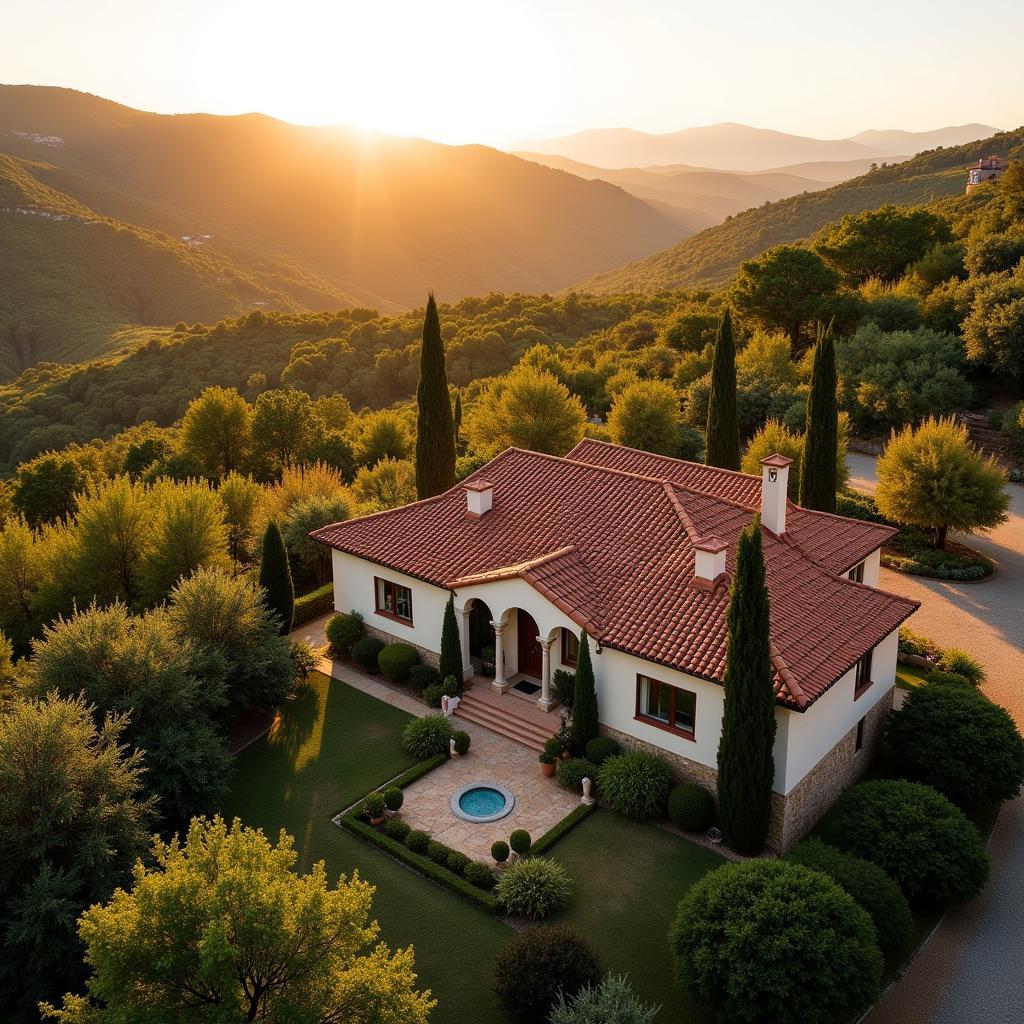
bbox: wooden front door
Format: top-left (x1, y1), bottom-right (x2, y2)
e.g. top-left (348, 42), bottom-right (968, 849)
top-left (517, 609), bottom-right (543, 678)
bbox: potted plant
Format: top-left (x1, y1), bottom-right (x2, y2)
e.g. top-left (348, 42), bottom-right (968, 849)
top-left (543, 736), bottom-right (564, 762)
top-left (555, 715), bottom-right (573, 759)
top-left (383, 786), bottom-right (404, 817)
top-left (539, 752), bottom-right (557, 777)
top-left (453, 730), bottom-right (471, 756)
top-left (363, 791), bottom-right (386, 826)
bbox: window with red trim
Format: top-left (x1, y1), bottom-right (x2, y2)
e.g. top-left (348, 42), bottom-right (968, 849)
top-left (636, 674), bottom-right (696, 738)
top-left (854, 649), bottom-right (873, 699)
top-left (561, 628), bottom-right (579, 667)
top-left (375, 577), bottom-right (413, 623)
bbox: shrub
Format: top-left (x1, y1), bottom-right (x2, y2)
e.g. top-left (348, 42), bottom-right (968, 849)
top-left (493, 926), bottom-right (602, 1024)
top-left (378, 642), bottom-right (419, 681)
top-left (668, 783), bottom-right (715, 832)
top-left (325, 611), bottom-right (363, 657)
top-left (898, 625), bottom-right (939, 659)
top-left (464, 861), bottom-right (496, 890)
top-left (351, 635), bottom-right (385, 671)
top-left (442, 673), bottom-right (463, 697)
top-left (408, 663), bottom-right (441, 691)
top-left (383, 786), bottom-right (404, 812)
top-left (292, 583), bottom-right (334, 627)
top-left (509, 829), bottom-right (532, 856)
top-left (544, 735), bottom-right (566, 759)
top-left (552, 668), bottom-right (576, 707)
top-left (491, 840), bottom-right (510, 863)
top-left (362, 791), bottom-right (386, 819)
top-left (585, 736), bottom-right (620, 765)
top-left (427, 840), bottom-right (449, 864)
top-left (927, 670), bottom-right (973, 687)
top-left (819, 780), bottom-right (989, 905)
top-left (887, 683), bottom-right (1024, 805)
top-left (401, 714), bottom-right (455, 759)
top-left (452, 730), bottom-right (471, 755)
top-left (670, 860), bottom-right (882, 1024)
top-left (446, 850), bottom-right (471, 875)
top-left (558, 757), bottom-right (598, 793)
top-left (496, 857), bottom-right (573, 920)
top-left (550, 975), bottom-right (659, 1024)
top-left (787, 839), bottom-right (913, 957)
top-left (421, 682), bottom-right (446, 707)
top-left (936, 647), bottom-right (986, 685)
top-left (381, 817), bottom-right (411, 842)
top-left (597, 750), bottom-right (672, 820)
top-left (404, 829), bottom-right (429, 854)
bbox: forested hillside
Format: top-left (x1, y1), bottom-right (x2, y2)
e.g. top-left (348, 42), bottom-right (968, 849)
top-left (577, 128), bottom-right (1024, 294)
top-left (0, 86), bottom-right (683, 375)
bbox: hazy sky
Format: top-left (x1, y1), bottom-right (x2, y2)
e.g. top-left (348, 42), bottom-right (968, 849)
top-left (3, 0), bottom-right (1021, 145)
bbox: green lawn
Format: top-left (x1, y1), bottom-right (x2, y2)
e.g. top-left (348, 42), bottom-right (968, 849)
top-left (222, 672), bottom-right (510, 1024)
top-left (895, 663), bottom-right (931, 691)
top-left (550, 810), bottom-right (724, 1021)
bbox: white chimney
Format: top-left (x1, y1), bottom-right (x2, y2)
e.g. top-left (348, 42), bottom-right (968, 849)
top-left (464, 479), bottom-right (494, 517)
top-left (759, 454), bottom-right (793, 535)
top-left (694, 536), bottom-right (728, 582)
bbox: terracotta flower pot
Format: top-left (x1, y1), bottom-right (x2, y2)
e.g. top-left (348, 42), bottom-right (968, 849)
top-left (369, 814), bottom-right (386, 826)
top-left (541, 761), bottom-right (556, 778)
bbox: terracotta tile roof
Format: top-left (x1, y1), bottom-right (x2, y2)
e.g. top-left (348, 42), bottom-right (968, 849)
top-left (568, 438), bottom-right (895, 573)
top-left (312, 445), bottom-right (918, 710)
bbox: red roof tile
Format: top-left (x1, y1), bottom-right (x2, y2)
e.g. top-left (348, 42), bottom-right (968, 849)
top-left (312, 445), bottom-right (917, 710)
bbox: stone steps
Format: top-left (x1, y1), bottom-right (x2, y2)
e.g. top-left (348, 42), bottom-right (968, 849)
top-left (453, 692), bottom-right (556, 752)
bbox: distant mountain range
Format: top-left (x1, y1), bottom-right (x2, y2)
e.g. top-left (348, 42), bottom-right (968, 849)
top-left (573, 127), bottom-right (1024, 295)
top-left (517, 122), bottom-right (1000, 172)
top-left (0, 85), bottom-right (682, 376)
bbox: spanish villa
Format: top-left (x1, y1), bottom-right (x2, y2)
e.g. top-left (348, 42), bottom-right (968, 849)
top-left (313, 439), bottom-right (919, 850)
top-left (966, 154), bottom-right (1006, 191)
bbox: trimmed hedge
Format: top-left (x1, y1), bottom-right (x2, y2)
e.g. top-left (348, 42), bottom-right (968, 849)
top-left (378, 642), bottom-right (419, 681)
top-left (447, 850), bottom-right (471, 875)
top-left (351, 635), bottom-right (385, 671)
top-left (510, 829), bottom-right (532, 856)
top-left (585, 736), bottom-right (620, 765)
top-left (404, 829), bottom-right (430, 854)
top-left (408, 664), bottom-right (441, 691)
top-left (452, 730), bottom-right (471, 755)
top-left (530, 804), bottom-right (597, 858)
top-left (325, 611), bottom-right (364, 656)
top-left (383, 786), bottom-right (403, 812)
top-left (381, 818), bottom-right (411, 842)
top-left (293, 583), bottom-right (334, 627)
top-left (465, 861), bottom-right (497, 891)
top-left (668, 783), bottom-right (715, 833)
top-left (597, 750), bottom-right (673, 820)
top-left (557, 757), bottom-right (598, 794)
top-left (491, 840), bottom-right (510, 863)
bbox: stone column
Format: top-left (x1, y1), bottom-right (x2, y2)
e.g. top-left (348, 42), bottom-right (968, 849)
top-left (491, 619), bottom-right (508, 693)
top-left (537, 636), bottom-right (555, 712)
top-left (457, 604), bottom-right (473, 680)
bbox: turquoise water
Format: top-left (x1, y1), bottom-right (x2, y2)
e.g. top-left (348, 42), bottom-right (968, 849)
top-left (458, 787), bottom-right (507, 818)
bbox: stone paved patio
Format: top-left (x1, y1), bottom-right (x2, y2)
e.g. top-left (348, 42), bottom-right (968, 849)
top-left (295, 613), bottom-right (583, 862)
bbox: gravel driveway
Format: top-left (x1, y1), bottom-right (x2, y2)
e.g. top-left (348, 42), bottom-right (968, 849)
top-left (846, 452), bottom-right (1024, 1024)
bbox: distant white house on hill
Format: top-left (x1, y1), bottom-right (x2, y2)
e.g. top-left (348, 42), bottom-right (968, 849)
top-left (966, 155), bottom-right (1007, 191)
top-left (312, 440), bottom-right (919, 850)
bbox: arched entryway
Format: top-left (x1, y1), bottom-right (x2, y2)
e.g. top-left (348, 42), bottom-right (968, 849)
top-left (516, 608), bottom-right (543, 679)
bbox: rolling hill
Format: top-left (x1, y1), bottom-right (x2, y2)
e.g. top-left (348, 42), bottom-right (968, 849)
top-left (573, 127), bottom-right (1024, 295)
top-left (0, 85), bottom-right (683, 376)
top-left (517, 122), bottom-right (998, 173)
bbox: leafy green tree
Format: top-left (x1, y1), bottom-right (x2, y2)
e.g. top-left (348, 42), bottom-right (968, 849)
top-left (218, 471), bottom-right (262, 567)
top-left (29, 602), bottom-right (231, 825)
top-left (742, 421), bottom-right (804, 498)
top-left (259, 520), bottom-right (295, 635)
top-left (140, 479), bottom-right (230, 603)
top-left (453, 390), bottom-right (463, 444)
top-left (355, 409), bottom-right (413, 467)
top-left (732, 245), bottom-right (840, 348)
top-left (815, 205), bottom-right (953, 284)
top-left (705, 309), bottom-right (740, 470)
top-left (717, 518), bottom-right (776, 854)
top-left (415, 294), bottom-right (456, 499)
top-left (440, 595), bottom-right (463, 683)
top-left (168, 566), bottom-right (295, 710)
top-left (12, 450), bottom-right (91, 527)
top-left (282, 492), bottom-right (353, 584)
top-left (0, 517), bottom-right (46, 648)
top-left (252, 387), bottom-right (318, 469)
top-left (0, 630), bottom-right (19, 704)
top-left (464, 364), bottom-right (586, 456)
top-left (0, 693), bottom-right (152, 1022)
top-left (876, 417), bottom-right (1008, 549)
top-left (180, 386), bottom-right (252, 479)
top-left (42, 817), bottom-right (435, 1024)
top-left (352, 457), bottom-right (418, 509)
top-left (669, 860), bottom-right (882, 1024)
top-left (570, 630), bottom-right (599, 755)
top-left (607, 379), bottom-right (681, 455)
top-left (800, 327), bottom-right (838, 512)
top-left (963, 266), bottom-right (1024, 377)
top-left (1000, 159), bottom-right (1024, 220)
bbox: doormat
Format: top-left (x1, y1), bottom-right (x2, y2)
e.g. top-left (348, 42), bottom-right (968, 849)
top-left (513, 679), bottom-right (541, 696)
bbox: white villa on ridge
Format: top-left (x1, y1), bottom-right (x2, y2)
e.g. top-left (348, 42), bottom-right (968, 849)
top-left (312, 439), bottom-right (918, 850)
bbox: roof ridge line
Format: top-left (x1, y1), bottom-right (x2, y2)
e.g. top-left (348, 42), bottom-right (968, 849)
top-left (769, 640), bottom-right (808, 708)
top-left (572, 437), bottom-right (765, 486)
top-left (660, 481), bottom-right (702, 544)
top-left (445, 544), bottom-right (579, 589)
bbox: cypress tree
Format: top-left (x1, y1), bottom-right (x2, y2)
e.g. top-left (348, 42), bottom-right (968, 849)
top-left (259, 520), bottom-right (294, 635)
top-left (716, 517), bottom-right (777, 855)
top-left (439, 595), bottom-right (463, 684)
top-left (453, 390), bottom-right (463, 446)
top-left (799, 326), bottom-right (838, 513)
top-left (570, 630), bottom-right (599, 754)
top-left (705, 309), bottom-right (741, 470)
top-left (415, 293), bottom-right (456, 499)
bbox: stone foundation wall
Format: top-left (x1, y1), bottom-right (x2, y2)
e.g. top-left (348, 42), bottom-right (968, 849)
top-left (363, 623), bottom-right (440, 669)
top-left (599, 688), bottom-right (893, 853)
